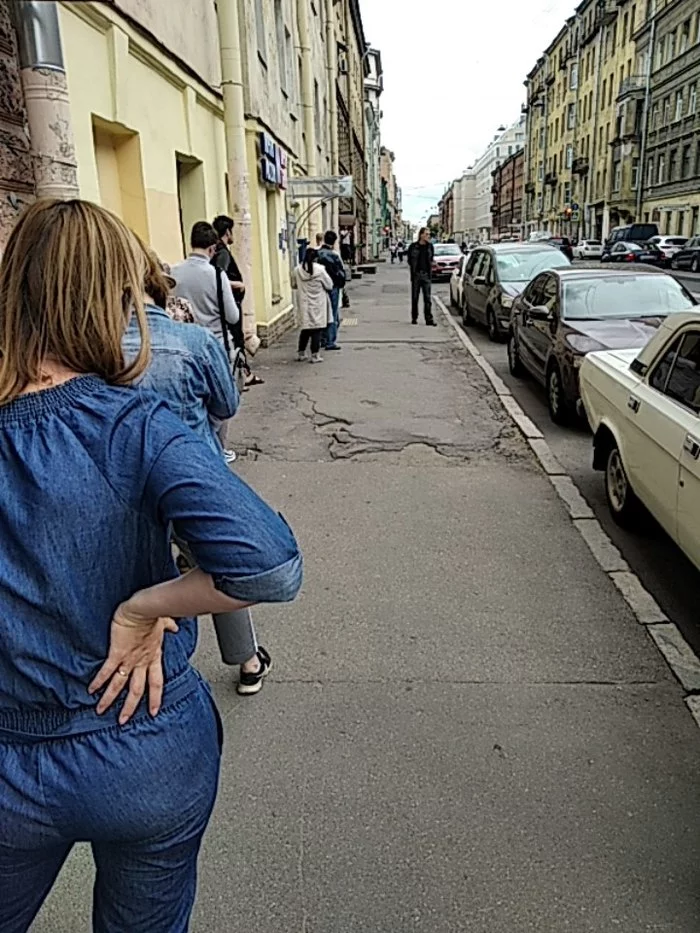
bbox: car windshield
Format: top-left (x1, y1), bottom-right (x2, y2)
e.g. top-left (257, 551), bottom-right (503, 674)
top-left (563, 275), bottom-right (696, 320)
top-left (495, 249), bottom-right (571, 283)
top-left (433, 244), bottom-right (461, 256)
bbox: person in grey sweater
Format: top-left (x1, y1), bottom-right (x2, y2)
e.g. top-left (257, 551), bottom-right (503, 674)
top-left (172, 221), bottom-right (240, 343)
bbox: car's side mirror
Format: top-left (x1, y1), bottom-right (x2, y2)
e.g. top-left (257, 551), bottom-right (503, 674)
top-left (473, 275), bottom-right (487, 286)
top-left (528, 305), bottom-right (552, 321)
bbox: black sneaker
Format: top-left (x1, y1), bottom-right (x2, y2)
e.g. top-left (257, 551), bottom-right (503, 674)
top-left (411, 319), bottom-right (418, 325)
top-left (237, 646), bottom-right (272, 696)
top-left (426, 320), bottom-right (437, 326)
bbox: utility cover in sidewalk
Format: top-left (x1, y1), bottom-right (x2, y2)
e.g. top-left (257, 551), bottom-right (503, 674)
top-left (341, 317), bottom-right (358, 327)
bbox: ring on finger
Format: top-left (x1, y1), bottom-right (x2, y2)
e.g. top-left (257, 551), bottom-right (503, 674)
top-left (117, 668), bottom-right (129, 678)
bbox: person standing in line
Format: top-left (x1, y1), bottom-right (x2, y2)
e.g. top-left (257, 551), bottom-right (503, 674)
top-left (294, 248), bottom-right (334, 363)
top-left (315, 232), bottom-right (324, 248)
top-left (317, 230), bottom-right (346, 351)
top-left (0, 198), bottom-right (302, 931)
top-left (407, 227), bottom-right (437, 326)
top-left (389, 239), bottom-right (398, 264)
top-left (123, 249), bottom-right (273, 696)
top-left (211, 214), bottom-right (265, 389)
top-left (172, 221), bottom-right (240, 462)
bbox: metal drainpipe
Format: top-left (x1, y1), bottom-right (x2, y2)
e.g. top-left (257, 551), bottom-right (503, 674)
top-left (296, 0), bottom-right (318, 240)
top-left (215, 0), bottom-right (259, 354)
top-left (636, 13), bottom-right (657, 223)
top-left (324, 0), bottom-right (338, 230)
top-left (12, 1), bottom-right (79, 200)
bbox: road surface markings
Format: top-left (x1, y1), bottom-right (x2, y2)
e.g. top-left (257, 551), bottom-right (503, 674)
top-left (436, 293), bottom-right (700, 715)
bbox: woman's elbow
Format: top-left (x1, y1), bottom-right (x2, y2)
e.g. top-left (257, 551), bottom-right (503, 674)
top-left (214, 551), bottom-right (303, 604)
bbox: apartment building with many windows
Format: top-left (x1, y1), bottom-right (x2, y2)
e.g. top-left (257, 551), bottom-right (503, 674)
top-left (635, 0), bottom-right (700, 237)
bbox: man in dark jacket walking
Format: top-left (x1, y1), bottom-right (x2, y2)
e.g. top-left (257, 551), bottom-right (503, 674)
top-left (317, 230), bottom-right (347, 350)
top-left (407, 228), bottom-right (436, 325)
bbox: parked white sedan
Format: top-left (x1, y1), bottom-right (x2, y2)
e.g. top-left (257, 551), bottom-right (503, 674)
top-left (580, 312), bottom-right (700, 572)
top-left (449, 253), bottom-right (470, 310)
top-left (573, 239), bottom-right (603, 260)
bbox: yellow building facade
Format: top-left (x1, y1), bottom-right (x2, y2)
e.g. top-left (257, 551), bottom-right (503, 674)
top-left (525, 0), bottom-right (642, 241)
top-left (59, 0), bottom-right (228, 265)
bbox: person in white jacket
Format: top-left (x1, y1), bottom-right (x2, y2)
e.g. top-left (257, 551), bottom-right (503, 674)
top-left (294, 249), bottom-right (334, 363)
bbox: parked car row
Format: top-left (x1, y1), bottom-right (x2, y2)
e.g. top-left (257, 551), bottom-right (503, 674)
top-left (449, 240), bottom-right (700, 574)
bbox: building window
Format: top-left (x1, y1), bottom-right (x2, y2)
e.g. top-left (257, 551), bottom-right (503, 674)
top-left (646, 157), bottom-right (654, 187)
top-left (689, 84), bottom-right (697, 115)
top-left (567, 103), bottom-right (576, 130)
top-left (538, 162), bottom-right (544, 181)
top-left (276, 1), bottom-right (287, 94)
top-left (658, 154), bottom-right (666, 184)
top-left (539, 127), bottom-right (545, 149)
top-left (566, 144), bottom-right (573, 169)
top-left (255, 0), bottom-right (267, 61)
top-left (564, 182), bottom-right (571, 205)
top-left (602, 78), bottom-right (607, 105)
top-left (667, 31), bottom-right (676, 62)
top-left (570, 62), bottom-right (579, 90)
top-left (682, 145), bottom-right (692, 178)
top-left (675, 90), bottom-right (684, 122)
top-left (680, 19), bottom-right (691, 54)
top-left (663, 97), bottom-right (671, 125)
top-left (613, 161), bottom-right (622, 192)
top-left (631, 158), bottom-right (639, 190)
top-left (669, 148), bottom-right (678, 180)
top-left (651, 102), bottom-right (659, 128)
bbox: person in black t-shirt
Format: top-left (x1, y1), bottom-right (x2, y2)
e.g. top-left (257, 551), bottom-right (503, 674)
top-left (211, 215), bottom-right (264, 388)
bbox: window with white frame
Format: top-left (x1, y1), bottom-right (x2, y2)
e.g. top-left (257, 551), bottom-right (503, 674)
top-left (657, 154), bottom-right (666, 184)
top-left (675, 90), bottom-right (684, 121)
top-left (631, 158), bottom-right (639, 189)
top-left (613, 161), bottom-right (621, 191)
top-left (663, 97), bottom-right (671, 124)
top-left (646, 157), bottom-right (654, 187)
top-left (567, 103), bottom-right (576, 130)
top-left (689, 84), bottom-right (697, 115)
top-left (570, 62), bottom-right (579, 90)
top-left (566, 145), bottom-right (573, 168)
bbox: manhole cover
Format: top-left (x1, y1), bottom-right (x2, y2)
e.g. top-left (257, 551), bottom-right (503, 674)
top-left (341, 317), bottom-right (358, 327)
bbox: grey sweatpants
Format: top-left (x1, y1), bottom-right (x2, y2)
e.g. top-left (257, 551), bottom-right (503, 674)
top-left (174, 535), bottom-right (258, 666)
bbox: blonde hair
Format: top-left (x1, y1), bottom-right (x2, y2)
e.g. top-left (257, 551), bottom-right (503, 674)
top-left (0, 198), bottom-right (150, 404)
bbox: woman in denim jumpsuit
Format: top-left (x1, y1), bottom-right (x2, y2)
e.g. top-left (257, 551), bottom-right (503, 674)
top-left (0, 199), bottom-right (302, 932)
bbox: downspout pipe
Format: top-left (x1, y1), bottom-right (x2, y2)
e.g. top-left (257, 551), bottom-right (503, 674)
top-left (636, 13), bottom-right (657, 223)
top-left (296, 0), bottom-right (319, 239)
top-left (11, 1), bottom-right (79, 200)
top-left (216, 0), bottom-right (259, 354)
top-left (324, 0), bottom-right (338, 230)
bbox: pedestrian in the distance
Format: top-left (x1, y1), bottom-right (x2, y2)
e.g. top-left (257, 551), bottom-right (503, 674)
top-left (317, 230), bottom-right (346, 351)
top-left (389, 239), bottom-right (398, 264)
top-left (172, 221), bottom-right (240, 461)
top-left (0, 198), bottom-right (302, 931)
top-left (407, 227), bottom-right (437, 326)
top-left (397, 239), bottom-right (406, 263)
top-left (124, 247), bottom-right (274, 696)
top-left (211, 214), bottom-right (264, 389)
top-left (295, 247), bottom-right (334, 363)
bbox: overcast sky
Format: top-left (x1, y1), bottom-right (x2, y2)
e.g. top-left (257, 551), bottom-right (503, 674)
top-left (362, 0), bottom-right (577, 223)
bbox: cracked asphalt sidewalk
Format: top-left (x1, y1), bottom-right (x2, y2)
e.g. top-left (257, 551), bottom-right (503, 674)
top-left (34, 263), bottom-right (700, 933)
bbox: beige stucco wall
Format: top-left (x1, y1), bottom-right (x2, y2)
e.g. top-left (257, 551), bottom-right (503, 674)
top-left (107, 0), bottom-right (222, 89)
top-left (59, 1), bottom-right (227, 263)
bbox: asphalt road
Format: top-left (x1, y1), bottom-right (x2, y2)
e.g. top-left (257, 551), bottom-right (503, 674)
top-left (437, 265), bottom-right (700, 658)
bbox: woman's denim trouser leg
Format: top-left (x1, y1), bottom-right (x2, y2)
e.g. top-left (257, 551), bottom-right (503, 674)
top-left (0, 681), bottom-right (222, 933)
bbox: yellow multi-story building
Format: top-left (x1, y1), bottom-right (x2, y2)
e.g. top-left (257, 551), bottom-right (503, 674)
top-left (525, 0), bottom-right (643, 241)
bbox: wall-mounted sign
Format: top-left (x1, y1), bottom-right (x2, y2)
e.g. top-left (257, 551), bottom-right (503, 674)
top-left (289, 176), bottom-right (354, 199)
top-left (259, 132), bottom-right (287, 190)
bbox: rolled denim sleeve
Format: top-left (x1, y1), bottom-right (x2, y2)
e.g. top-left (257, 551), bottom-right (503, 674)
top-left (143, 407), bottom-right (302, 603)
top-left (204, 331), bottom-right (239, 422)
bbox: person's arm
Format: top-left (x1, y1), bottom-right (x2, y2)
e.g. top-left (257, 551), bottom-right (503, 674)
top-left (217, 268), bottom-right (240, 326)
top-left (91, 405), bottom-right (302, 720)
top-left (333, 255), bottom-right (347, 286)
top-left (203, 331), bottom-right (240, 422)
top-left (320, 268), bottom-right (334, 291)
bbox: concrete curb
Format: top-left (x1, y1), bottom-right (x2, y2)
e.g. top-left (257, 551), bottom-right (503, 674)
top-left (436, 294), bottom-right (700, 712)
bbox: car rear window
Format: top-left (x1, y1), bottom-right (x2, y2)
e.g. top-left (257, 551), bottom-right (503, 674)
top-left (563, 274), bottom-right (696, 320)
top-left (495, 248), bottom-right (571, 282)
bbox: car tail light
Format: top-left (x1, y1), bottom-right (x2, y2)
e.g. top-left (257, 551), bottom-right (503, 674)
top-left (625, 253), bottom-right (635, 262)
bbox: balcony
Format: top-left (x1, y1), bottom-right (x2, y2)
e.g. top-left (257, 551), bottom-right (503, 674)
top-left (544, 172), bottom-right (558, 187)
top-left (524, 181), bottom-right (536, 194)
top-left (545, 70), bottom-right (555, 86)
top-left (617, 75), bottom-right (646, 101)
top-left (572, 156), bottom-right (590, 175)
top-left (491, 183), bottom-right (499, 194)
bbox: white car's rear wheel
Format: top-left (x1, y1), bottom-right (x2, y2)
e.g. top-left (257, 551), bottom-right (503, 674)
top-left (605, 443), bottom-right (641, 527)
